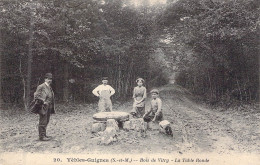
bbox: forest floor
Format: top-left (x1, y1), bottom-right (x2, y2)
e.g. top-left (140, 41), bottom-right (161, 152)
top-left (0, 84), bottom-right (259, 155)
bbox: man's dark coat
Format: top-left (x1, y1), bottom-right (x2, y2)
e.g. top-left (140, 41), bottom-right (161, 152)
top-left (30, 83), bottom-right (55, 115)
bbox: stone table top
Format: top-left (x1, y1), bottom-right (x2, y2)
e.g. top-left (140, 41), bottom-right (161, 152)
top-left (93, 111), bottom-right (130, 122)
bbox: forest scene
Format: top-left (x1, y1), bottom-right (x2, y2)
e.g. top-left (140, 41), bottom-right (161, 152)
top-left (0, 0), bottom-right (259, 160)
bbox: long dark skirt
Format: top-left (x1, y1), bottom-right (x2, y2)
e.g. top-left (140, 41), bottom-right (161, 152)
top-left (130, 106), bottom-right (145, 118)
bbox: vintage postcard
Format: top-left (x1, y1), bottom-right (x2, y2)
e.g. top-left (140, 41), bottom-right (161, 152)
top-left (0, 0), bottom-right (259, 164)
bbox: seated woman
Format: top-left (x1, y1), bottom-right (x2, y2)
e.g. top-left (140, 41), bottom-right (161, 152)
top-left (143, 89), bottom-right (163, 122)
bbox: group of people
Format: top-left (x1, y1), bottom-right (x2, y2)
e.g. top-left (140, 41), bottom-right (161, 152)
top-left (92, 77), bottom-right (163, 123)
top-left (30, 73), bottom-right (163, 141)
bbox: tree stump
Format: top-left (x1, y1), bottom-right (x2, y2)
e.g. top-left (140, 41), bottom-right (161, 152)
top-left (123, 118), bottom-right (147, 132)
top-left (106, 119), bottom-right (119, 131)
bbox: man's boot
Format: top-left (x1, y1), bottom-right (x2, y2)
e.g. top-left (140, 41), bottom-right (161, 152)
top-left (39, 136), bottom-right (51, 141)
top-left (39, 126), bottom-right (50, 141)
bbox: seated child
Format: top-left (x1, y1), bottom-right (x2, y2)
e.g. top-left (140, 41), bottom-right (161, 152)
top-left (143, 89), bottom-right (163, 122)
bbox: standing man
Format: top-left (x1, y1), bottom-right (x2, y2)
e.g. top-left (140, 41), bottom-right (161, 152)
top-left (31, 73), bottom-right (55, 141)
top-left (92, 77), bottom-right (115, 112)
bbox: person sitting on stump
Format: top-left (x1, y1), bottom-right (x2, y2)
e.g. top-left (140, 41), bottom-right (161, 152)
top-left (131, 78), bottom-right (147, 118)
top-left (92, 77), bottom-right (115, 112)
top-left (143, 89), bottom-right (163, 122)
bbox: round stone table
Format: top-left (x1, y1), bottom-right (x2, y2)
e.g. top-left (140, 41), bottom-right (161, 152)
top-left (93, 111), bottom-right (130, 122)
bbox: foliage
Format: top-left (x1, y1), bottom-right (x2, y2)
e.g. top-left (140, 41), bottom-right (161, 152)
top-left (157, 0), bottom-right (260, 104)
top-left (1, 0), bottom-right (258, 105)
top-left (0, 0), bottom-right (167, 104)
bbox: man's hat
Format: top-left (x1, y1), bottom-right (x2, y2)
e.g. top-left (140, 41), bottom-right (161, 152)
top-left (150, 89), bottom-right (159, 94)
top-left (44, 73), bottom-right (53, 79)
top-left (136, 77), bottom-right (144, 83)
top-left (102, 77), bottom-right (108, 81)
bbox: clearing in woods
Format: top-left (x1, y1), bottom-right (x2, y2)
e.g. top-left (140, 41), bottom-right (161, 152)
top-left (0, 84), bottom-right (259, 154)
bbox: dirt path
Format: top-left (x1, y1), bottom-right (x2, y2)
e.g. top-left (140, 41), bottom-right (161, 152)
top-left (0, 84), bottom-right (259, 154)
top-left (160, 85), bottom-right (260, 154)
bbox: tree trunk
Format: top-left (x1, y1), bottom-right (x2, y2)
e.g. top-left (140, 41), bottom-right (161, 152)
top-left (25, 2), bottom-right (35, 110)
top-left (19, 58), bottom-right (27, 111)
top-left (207, 70), bottom-right (213, 99)
top-left (0, 29), bottom-right (3, 107)
top-left (235, 76), bottom-right (243, 101)
top-left (125, 58), bottom-right (134, 97)
top-left (63, 61), bottom-right (69, 102)
top-left (118, 53), bottom-right (122, 97)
